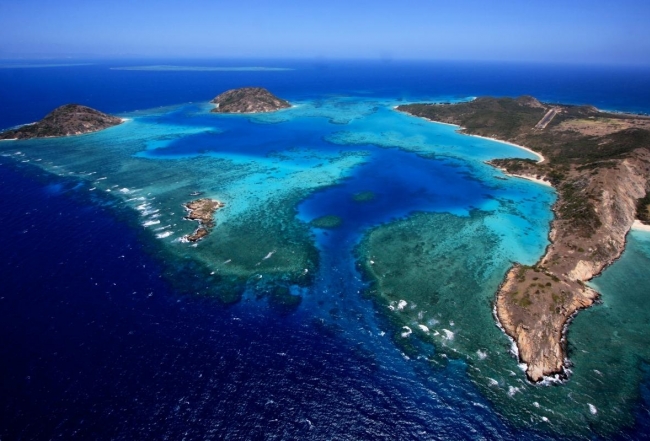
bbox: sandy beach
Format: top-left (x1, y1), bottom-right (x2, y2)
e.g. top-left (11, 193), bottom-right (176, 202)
top-left (490, 163), bottom-right (554, 188)
top-left (508, 173), bottom-right (553, 188)
top-left (632, 220), bottom-right (650, 232)
top-left (470, 134), bottom-right (545, 164)
top-left (394, 107), bottom-right (546, 164)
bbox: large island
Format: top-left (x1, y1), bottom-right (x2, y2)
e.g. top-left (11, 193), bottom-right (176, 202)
top-left (398, 96), bottom-right (650, 382)
top-left (0, 104), bottom-right (123, 139)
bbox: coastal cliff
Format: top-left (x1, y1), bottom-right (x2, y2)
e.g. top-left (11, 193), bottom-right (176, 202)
top-left (210, 87), bottom-right (291, 113)
top-left (0, 104), bottom-right (122, 139)
top-left (398, 97), bottom-right (650, 382)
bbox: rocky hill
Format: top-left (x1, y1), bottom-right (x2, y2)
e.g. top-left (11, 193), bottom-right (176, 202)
top-left (0, 104), bottom-right (123, 140)
top-left (210, 87), bottom-right (291, 113)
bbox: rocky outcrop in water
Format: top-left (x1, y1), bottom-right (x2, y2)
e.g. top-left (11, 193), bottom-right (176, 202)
top-left (0, 104), bottom-right (123, 139)
top-left (183, 198), bottom-right (225, 242)
top-left (210, 87), bottom-right (291, 114)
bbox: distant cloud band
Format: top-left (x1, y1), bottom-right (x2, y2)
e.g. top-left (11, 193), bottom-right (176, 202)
top-left (110, 65), bottom-right (294, 72)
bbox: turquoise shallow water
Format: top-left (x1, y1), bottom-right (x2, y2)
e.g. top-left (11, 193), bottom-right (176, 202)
top-left (2, 86), bottom-right (650, 438)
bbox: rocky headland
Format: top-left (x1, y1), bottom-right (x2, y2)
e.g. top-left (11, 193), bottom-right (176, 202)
top-left (0, 104), bottom-right (123, 140)
top-left (210, 87), bottom-right (291, 114)
top-left (183, 198), bottom-right (225, 242)
top-left (398, 97), bottom-right (650, 382)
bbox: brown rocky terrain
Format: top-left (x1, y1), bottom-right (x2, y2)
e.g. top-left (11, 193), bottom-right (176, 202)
top-left (183, 198), bottom-right (225, 242)
top-left (210, 87), bottom-right (291, 114)
top-left (398, 97), bottom-right (650, 382)
top-left (0, 104), bottom-right (123, 139)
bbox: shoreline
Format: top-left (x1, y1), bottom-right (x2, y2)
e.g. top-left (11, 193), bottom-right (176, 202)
top-left (632, 220), bottom-right (650, 232)
top-left (470, 134), bottom-right (545, 163)
top-left (393, 107), bottom-right (546, 163)
top-left (491, 165), bottom-right (553, 188)
top-left (508, 173), bottom-right (553, 188)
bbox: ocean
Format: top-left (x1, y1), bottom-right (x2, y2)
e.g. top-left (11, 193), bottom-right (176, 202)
top-left (1, 59), bottom-right (650, 440)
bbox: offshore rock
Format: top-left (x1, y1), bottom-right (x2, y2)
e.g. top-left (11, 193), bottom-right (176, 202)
top-left (183, 198), bottom-right (225, 242)
top-left (210, 87), bottom-right (291, 114)
top-left (0, 104), bottom-right (122, 139)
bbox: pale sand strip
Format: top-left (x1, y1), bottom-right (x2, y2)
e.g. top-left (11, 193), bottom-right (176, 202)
top-left (632, 220), bottom-right (650, 232)
top-left (394, 107), bottom-right (546, 163)
top-left (507, 173), bottom-right (553, 188)
top-left (470, 134), bottom-right (545, 164)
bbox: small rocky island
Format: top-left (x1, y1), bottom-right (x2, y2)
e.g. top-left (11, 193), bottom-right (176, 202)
top-left (398, 97), bottom-right (650, 383)
top-left (183, 198), bottom-right (225, 242)
top-left (210, 87), bottom-right (291, 114)
top-left (0, 104), bottom-right (123, 140)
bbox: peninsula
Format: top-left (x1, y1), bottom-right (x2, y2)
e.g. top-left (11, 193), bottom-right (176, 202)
top-left (183, 198), bottom-right (225, 242)
top-left (210, 87), bottom-right (291, 113)
top-left (0, 104), bottom-right (123, 139)
top-left (398, 97), bottom-right (650, 382)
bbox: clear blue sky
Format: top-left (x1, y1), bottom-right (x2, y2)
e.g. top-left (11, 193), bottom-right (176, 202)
top-left (1, 0), bottom-right (649, 64)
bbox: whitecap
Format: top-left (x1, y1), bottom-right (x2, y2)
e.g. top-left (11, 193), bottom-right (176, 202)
top-left (442, 329), bottom-right (454, 340)
top-left (588, 403), bottom-right (597, 415)
top-left (401, 326), bottom-right (412, 338)
top-left (156, 231), bottom-right (174, 239)
top-left (397, 300), bottom-right (407, 311)
top-left (476, 350), bottom-right (487, 360)
top-left (418, 324), bottom-right (430, 333)
top-left (143, 220), bottom-right (160, 227)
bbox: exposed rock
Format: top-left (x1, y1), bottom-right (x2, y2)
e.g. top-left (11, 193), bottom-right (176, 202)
top-left (210, 87), bottom-right (291, 114)
top-left (516, 95), bottom-right (545, 108)
top-left (183, 198), bottom-right (225, 242)
top-left (0, 104), bottom-right (123, 139)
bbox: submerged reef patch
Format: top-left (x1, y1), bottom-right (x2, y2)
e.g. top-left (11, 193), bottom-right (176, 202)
top-left (310, 215), bottom-right (343, 229)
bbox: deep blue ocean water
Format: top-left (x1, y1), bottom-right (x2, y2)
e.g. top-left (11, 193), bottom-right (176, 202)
top-left (1, 60), bottom-right (650, 440)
